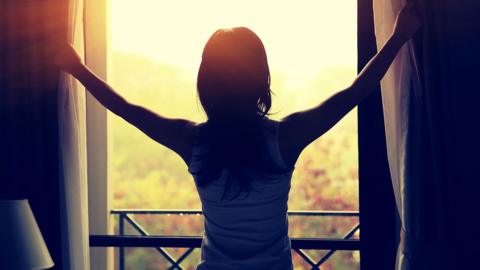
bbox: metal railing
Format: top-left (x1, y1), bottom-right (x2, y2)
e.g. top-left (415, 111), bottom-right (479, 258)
top-left (89, 209), bottom-right (360, 270)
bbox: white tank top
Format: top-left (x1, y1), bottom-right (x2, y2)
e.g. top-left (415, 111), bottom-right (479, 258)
top-left (188, 118), bottom-right (294, 270)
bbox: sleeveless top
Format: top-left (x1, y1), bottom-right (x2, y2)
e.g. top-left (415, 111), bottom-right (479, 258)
top-left (187, 118), bottom-right (294, 270)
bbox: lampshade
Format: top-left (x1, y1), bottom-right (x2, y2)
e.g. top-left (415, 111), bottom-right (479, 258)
top-left (0, 199), bottom-right (54, 269)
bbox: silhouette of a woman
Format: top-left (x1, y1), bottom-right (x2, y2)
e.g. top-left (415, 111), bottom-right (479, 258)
top-left (55, 4), bottom-right (420, 269)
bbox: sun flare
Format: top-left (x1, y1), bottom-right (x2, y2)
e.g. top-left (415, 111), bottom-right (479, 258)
top-left (111, 0), bottom-right (357, 91)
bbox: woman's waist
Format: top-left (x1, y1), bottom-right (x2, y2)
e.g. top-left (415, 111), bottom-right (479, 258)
top-left (201, 228), bottom-right (291, 260)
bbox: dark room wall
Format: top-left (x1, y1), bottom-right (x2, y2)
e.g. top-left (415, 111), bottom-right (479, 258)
top-left (1, 1), bottom-right (68, 269)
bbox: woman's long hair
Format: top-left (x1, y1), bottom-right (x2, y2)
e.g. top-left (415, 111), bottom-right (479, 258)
top-left (192, 27), bottom-right (287, 195)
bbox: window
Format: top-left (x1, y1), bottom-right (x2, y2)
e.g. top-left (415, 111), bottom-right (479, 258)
top-left (104, 1), bottom-right (359, 269)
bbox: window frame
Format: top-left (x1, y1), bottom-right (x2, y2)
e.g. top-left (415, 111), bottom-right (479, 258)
top-left (83, 1), bottom-right (404, 269)
top-left (357, 0), bottom-right (399, 269)
top-left (85, 0), bottom-right (113, 269)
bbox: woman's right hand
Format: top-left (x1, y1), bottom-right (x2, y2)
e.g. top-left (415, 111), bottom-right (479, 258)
top-left (54, 44), bottom-right (84, 74)
top-left (393, 2), bottom-right (422, 42)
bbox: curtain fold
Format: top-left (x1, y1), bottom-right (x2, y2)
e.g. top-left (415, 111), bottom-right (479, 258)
top-left (58, 0), bottom-right (90, 269)
top-left (372, 0), bottom-right (422, 269)
top-left (374, 0), bottom-right (480, 269)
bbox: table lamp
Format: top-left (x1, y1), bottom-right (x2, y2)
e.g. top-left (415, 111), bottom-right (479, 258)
top-left (0, 199), bottom-right (54, 269)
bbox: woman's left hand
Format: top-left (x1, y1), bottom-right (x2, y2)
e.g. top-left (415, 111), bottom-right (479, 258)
top-left (393, 2), bottom-right (422, 42)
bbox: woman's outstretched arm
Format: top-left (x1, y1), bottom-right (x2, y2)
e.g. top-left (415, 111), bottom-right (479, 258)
top-left (279, 3), bottom-right (421, 167)
top-left (55, 45), bottom-right (195, 164)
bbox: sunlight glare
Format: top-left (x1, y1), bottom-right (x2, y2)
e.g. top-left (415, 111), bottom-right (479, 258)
top-left (111, 0), bottom-right (357, 89)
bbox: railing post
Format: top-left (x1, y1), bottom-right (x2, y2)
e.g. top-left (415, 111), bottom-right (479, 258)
top-left (119, 213), bottom-right (125, 270)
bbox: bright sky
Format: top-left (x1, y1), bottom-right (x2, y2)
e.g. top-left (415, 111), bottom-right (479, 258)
top-left (109, 1), bottom-right (359, 209)
top-left (111, 0), bottom-right (357, 86)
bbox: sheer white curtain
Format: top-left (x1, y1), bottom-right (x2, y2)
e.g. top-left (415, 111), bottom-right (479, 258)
top-left (373, 0), bottom-right (420, 269)
top-left (58, 0), bottom-right (90, 269)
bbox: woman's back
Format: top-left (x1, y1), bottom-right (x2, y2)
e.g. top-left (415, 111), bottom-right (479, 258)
top-left (188, 119), bottom-right (294, 270)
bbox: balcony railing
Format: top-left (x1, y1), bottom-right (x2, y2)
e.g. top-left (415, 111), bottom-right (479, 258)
top-left (90, 209), bottom-right (360, 270)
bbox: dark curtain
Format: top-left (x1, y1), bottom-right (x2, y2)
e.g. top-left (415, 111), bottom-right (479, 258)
top-left (406, 0), bottom-right (480, 268)
top-left (0, 1), bottom-right (69, 269)
top-left (358, 0), bottom-right (480, 269)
